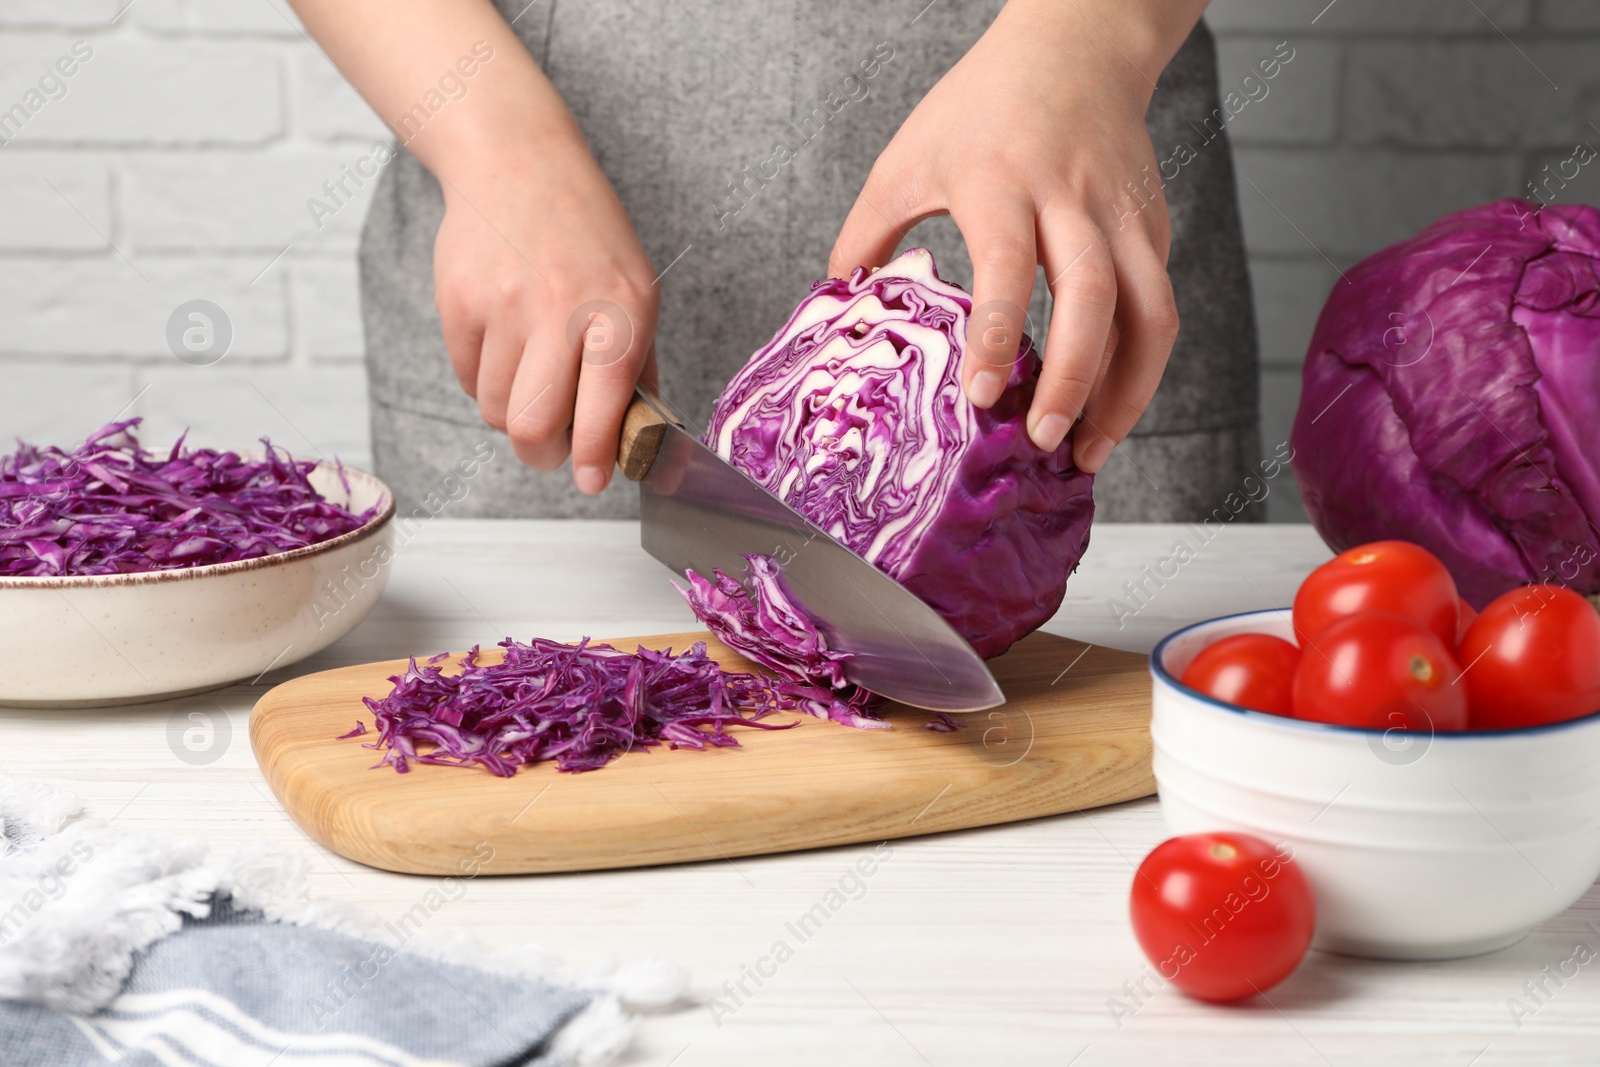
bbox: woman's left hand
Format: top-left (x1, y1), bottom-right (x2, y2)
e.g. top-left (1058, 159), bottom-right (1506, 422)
top-left (829, 0), bottom-right (1208, 473)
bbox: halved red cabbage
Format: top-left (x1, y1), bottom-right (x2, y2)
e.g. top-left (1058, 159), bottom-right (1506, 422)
top-left (701, 248), bottom-right (1095, 660)
top-left (1292, 200), bottom-right (1600, 607)
top-left (0, 419), bottom-right (374, 577)
top-left (360, 637), bottom-right (804, 775)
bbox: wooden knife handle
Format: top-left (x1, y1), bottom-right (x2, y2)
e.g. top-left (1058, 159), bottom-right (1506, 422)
top-left (618, 394), bottom-right (668, 482)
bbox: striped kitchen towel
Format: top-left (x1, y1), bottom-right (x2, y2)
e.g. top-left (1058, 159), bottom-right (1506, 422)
top-left (0, 773), bottom-right (685, 1067)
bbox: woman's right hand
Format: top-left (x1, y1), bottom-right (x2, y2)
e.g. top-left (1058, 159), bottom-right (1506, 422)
top-left (432, 133), bottom-right (658, 495)
top-left (287, 0), bottom-right (658, 495)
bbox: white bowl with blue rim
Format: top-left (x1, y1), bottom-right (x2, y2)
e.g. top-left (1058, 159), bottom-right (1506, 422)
top-left (1150, 607), bottom-right (1600, 960)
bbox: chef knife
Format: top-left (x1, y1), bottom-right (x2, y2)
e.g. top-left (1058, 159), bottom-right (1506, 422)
top-left (615, 390), bottom-right (1005, 713)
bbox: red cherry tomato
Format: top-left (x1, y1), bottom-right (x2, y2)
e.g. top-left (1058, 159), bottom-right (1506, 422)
top-left (1455, 596), bottom-right (1478, 646)
top-left (1291, 612), bottom-right (1467, 731)
top-left (1457, 584), bottom-right (1600, 729)
top-left (1294, 541), bottom-right (1459, 648)
top-left (1129, 832), bottom-right (1315, 1003)
top-left (1180, 634), bottom-right (1301, 716)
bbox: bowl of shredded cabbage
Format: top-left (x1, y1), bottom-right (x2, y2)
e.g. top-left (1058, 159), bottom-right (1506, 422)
top-left (0, 420), bottom-right (394, 707)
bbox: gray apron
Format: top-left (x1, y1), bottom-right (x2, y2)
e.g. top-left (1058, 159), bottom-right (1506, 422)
top-left (359, 2), bottom-right (1260, 522)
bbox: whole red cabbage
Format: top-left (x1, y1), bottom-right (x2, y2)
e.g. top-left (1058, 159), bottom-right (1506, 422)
top-left (1292, 200), bottom-right (1600, 607)
top-left (701, 248), bottom-right (1095, 659)
top-left (0, 419), bottom-right (374, 577)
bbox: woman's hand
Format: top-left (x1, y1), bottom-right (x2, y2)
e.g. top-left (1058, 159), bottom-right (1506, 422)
top-left (829, 0), bottom-right (1208, 473)
top-left (289, 0), bottom-right (657, 495)
top-left (432, 134), bottom-right (658, 493)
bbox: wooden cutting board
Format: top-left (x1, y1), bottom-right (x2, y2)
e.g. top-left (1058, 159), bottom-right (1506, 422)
top-left (250, 630), bottom-right (1153, 876)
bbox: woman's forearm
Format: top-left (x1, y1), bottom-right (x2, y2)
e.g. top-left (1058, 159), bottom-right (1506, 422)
top-left (288, 0), bottom-right (582, 186)
top-left (998, 0), bottom-right (1210, 105)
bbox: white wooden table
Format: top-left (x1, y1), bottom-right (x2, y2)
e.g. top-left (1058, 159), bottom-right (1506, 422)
top-left (10, 521), bottom-right (1600, 1066)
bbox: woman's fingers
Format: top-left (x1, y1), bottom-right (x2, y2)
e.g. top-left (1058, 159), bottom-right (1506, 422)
top-left (472, 317), bottom-right (526, 432)
top-left (568, 293), bottom-right (657, 494)
top-left (1073, 240), bottom-right (1179, 473)
top-left (828, 162), bottom-right (926, 280)
top-left (468, 279), bottom-right (656, 487)
top-left (504, 323), bottom-right (581, 472)
top-left (436, 294), bottom-right (485, 400)
top-left (1034, 211), bottom-right (1118, 454)
top-left (953, 196), bottom-right (1040, 410)
top-left (636, 340), bottom-right (660, 396)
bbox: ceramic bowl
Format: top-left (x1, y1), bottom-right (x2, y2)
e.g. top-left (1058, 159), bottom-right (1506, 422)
top-left (1150, 608), bottom-right (1600, 960)
top-left (0, 461), bottom-right (395, 708)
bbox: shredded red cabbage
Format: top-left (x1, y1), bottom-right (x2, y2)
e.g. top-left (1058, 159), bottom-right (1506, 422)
top-left (0, 419), bottom-right (374, 577)
top-left (359, 637), bottom-right (806, 775)
top-left (675, 555), bottom-right (889, 731)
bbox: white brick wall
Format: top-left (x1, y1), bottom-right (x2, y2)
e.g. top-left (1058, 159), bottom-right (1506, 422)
top-left (0, 1), bottom-right (1592, 524)
top-left (0, 2), bottom-right (376, 465)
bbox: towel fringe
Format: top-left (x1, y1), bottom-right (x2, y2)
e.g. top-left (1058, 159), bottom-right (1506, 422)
top-left (0, 779), bottom-right (218, 1014)
top-left (0, 772), bottom-right (687, 1064)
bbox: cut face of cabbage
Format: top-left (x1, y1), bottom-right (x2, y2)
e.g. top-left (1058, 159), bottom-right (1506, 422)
top-left (701, 248), bottom-right (1095, 660)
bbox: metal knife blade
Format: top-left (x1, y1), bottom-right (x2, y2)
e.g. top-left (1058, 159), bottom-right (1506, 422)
top-left (630, 402), bottom-right (1004, 713)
